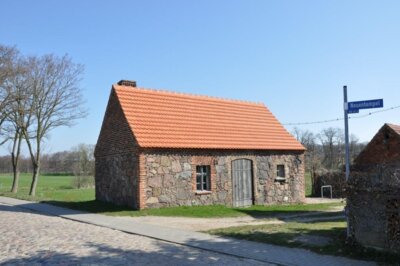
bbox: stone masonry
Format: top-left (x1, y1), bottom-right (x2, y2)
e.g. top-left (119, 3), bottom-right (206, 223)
top-left (141, 150), bottom-right (305, 209)
top-left (95, 84), bottom-right (306, 210)
top-left (347, 124), bottom-right (400, 253)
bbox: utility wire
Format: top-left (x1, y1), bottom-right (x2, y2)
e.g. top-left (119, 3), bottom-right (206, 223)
top-left (283, 105), bottom-right (400, 126)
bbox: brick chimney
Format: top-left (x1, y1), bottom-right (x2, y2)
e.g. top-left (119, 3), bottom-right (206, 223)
top-left (117, 80), bottom-right (137, 87)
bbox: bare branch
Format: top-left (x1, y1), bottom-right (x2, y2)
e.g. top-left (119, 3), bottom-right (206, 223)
top-left (21, 53), bottom-right (87, 196)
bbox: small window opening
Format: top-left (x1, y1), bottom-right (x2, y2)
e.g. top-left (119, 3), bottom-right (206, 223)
top-left (196, 165), bottom-right (211, 191)
top-left (275, 165), bottom-right (286, 182)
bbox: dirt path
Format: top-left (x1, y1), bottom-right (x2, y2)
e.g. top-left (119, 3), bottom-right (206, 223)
top-left (117, 201), bottom-right (345, 232)
top-left (117, 215), bottom-right (278, 231)
top-left (304, 197), bottom-right (344, 204)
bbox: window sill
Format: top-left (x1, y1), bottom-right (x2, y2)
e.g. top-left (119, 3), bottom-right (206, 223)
top-left (195, 190), bottom-right (212, 195)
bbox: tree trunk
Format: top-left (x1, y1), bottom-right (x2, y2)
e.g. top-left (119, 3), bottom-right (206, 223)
top-left (10, 130), bottom-right (22, 193)
top-left (11, 167), bottom-right (20, 193)
top-left (29, 164), bottom-right (40, 196)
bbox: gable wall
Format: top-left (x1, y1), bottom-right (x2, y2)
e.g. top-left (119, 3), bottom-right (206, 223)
top-left (95, 89), bottom-right (139, 208)
top-left (347, 167), bottom-right (400, 252)
top-left (354, 125), bottom-right (400, 169)
top-left (140, 149), bottom-right (305, 209)
top-left (348, 124), bottom-right (400, 252)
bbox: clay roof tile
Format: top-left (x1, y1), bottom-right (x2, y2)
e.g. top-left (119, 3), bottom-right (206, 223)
top-left (113, 84), bottom-right (305, 151)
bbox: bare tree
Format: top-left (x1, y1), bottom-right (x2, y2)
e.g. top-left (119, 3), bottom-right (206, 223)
top-left (0, 45), bottom-right (19, 144)
top-left (318, 127), bottom-right (344, 170)
top-left (0, 44), bottom-right (29, 193)
top-left (7, 56), bottom-right (31, 193)
top-left (292, 127), bottom-right (321, 194)
top-left (21, 54), bottom-right (87, 196)
top-left (71, 143), bottom-right (95, 189)
top-left (349, 134), bottom-right (366, 162)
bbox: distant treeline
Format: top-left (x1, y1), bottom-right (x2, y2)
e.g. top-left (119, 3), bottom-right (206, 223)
top-left (0, 144), bottom-right (94, 175)
top-left (292, 127), bottom-right (367, 173)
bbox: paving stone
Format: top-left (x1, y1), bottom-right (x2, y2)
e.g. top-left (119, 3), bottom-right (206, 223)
top-left (0, 203), bottom-right (265, 266)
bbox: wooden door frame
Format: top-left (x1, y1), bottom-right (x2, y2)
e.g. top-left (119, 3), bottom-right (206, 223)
top-left (231, 158), bottom-right (255, 207)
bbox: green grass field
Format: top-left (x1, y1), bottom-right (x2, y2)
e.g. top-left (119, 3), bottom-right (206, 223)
top-left (0, 173), bottom-right (94, 202)
top-left (0, 173), bottom-right (340, 218)
top-left (305, 172), bottom-right (312, 197)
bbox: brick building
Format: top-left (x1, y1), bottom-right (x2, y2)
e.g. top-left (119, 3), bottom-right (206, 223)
top-left (94, 80), bottom-right (305, 209)
top-left (353, 123), bottom-right (400, 170)
top-left (347, 123), bottom-right (400, 253)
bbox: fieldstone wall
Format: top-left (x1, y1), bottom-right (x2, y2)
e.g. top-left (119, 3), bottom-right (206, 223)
top-left (347, 165), bottom-right (400, 253)
top-left (141, 150), bottom-right (304, 208)
top-left (95, 153), bottom-right (138, 208)
top-left (257, 154), bottom-right (305, 204)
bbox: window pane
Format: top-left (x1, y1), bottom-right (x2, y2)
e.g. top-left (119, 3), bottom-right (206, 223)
top-left (277, 165), bottom-right (285, 178)
top-left (196, 173), bottom-right (202, 190)
top-left (195, 165), bottom-right (211, 191)
top-left (201, 166), bottom-right (207, 174)
top-left (205, 166), bottom-right (210, 190)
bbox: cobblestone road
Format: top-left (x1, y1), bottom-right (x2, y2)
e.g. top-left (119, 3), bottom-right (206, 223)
top-left (0, 203), bottom-right (267, 265)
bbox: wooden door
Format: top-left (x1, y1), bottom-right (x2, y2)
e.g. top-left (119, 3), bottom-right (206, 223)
top-left (232, 159), bottom-right (253, 207)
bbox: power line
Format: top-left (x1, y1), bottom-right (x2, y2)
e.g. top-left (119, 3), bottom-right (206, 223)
top-left (283, 105), bottom-right (400, 126)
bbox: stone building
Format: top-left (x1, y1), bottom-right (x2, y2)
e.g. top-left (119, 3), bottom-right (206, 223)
top-left (95, 80), bottom-right (305, 209)
top-left (347, 123), bottom-right (400, 253)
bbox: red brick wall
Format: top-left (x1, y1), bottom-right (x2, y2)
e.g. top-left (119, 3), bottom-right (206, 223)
top-left (95, 88), bottom-right (140, 208)
top-left (95, 88), bottom-right (138, 157)
top-left (354, 125), bottom-right (400, 169)
top-left (138, 153), bottom-right (146, 209)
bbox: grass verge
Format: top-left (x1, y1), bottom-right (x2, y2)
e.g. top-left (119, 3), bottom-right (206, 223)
top-left (0, 173), bottom-right (343, 218)
top-left (305, 172), bottom-right (312, 197)
top-left (207, 219), bottom-right (400, 264)
top-left (45, 200), bottom-right (344, 218)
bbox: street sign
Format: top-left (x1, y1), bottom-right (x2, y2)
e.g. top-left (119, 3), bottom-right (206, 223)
top-left (347, 109), bottom-right (359, 114)
top-left (347, 99), bottom-right (383, 113)
top-left (342, 89), bottom-right (384, 239)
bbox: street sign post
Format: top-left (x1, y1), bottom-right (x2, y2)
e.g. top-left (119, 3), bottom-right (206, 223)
top-left (343, 87), bottom-right (383, 239)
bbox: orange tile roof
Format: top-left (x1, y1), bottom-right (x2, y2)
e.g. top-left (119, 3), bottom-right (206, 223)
top-left (113, 84), bottom-right (305, 151)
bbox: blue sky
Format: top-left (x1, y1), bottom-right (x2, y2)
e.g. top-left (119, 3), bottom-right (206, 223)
top-left (1, 0), bottom-right (400, 153)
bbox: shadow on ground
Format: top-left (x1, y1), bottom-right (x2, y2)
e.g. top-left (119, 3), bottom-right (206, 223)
top-left (234, 208), bottom-right (344, 220)
top-left (1, 241), bottom-right (259, 265)
top-left (42, 200), bottom-right (131, 214)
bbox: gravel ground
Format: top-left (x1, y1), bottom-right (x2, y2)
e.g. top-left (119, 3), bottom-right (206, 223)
top-left (0, 203), bottom-right (268, 265)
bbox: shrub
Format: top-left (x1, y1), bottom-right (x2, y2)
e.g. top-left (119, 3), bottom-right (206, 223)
top-left (71, 175), bottom-right (94, 189)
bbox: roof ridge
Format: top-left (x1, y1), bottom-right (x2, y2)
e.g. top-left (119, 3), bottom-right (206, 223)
top-left (386, 123), bottom-right (400, 134)
top-left (113, 84), bottom-right (265, 106)
top-left (111, 83), bottom-right (305, 151)
top-left (386, 123), bottom-right (400, 127)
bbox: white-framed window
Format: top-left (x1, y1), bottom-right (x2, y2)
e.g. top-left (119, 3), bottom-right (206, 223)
top-left (275, 164), bottom-right (286, 182)
top-left (196, 165), bottom-right (210, 191)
